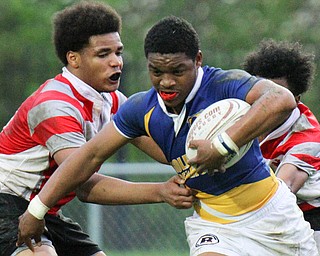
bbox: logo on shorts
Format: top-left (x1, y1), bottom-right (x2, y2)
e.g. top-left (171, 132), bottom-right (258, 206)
top-left (196, 234), bottom-right (219, 247)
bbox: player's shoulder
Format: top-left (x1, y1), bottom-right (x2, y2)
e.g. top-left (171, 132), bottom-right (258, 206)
top-left (29, 78), bottom-right (86, 117)
top-left (22, 78), bottom-right (66, 107)
top-left (117, 89), bottom-right (157, 118)
top-left (42, 78), bottom-right (73, 94)
top-left (217, 68), bottom-right (253, 81)
top-left (30, 79), bottom-right (77, 109)
top-left (204, 66), bottom-right (250, 77)
top-left (203, 66), bottom-right (256, 85)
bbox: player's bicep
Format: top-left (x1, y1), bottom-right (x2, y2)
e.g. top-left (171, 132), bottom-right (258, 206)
top-left (245, 79), bottom-right (275, 104)
top-left (53, 147), bottom-right (79, 165)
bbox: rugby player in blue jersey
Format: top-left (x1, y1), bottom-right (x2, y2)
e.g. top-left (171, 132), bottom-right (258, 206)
top-left (18, 16), bottom-right (318, 255)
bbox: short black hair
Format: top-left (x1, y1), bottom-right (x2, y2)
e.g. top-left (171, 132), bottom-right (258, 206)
top-left (243, 39), bottom-right (315, 96)
top-left (144, 16), bottom-right (200, 60)
top-left (53, 1), bottom-right (122, 65)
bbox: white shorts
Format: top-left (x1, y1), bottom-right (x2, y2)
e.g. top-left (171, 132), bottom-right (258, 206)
top-left (185, 181), bottom-right (318, 256)
top-left (11, 235), bottom-right (54, 255)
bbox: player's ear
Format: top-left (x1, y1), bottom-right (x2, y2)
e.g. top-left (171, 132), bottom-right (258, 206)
top-left (195, 50), bottom-right (202, 68)
top-left (66, 51), bottom-right (80, 69)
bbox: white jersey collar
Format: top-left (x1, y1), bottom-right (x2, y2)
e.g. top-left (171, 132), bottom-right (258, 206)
top-left (62, 67), bottom-right (104, 105)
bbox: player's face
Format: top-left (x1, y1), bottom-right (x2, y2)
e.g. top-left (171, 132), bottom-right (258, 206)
top-left (147, 52), bottom-right (202, 114)
top-left (69, 32), bottom-right (123, 93)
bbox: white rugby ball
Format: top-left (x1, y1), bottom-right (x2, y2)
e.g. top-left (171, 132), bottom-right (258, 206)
top-left (185, 98), bottom-right (253, 168)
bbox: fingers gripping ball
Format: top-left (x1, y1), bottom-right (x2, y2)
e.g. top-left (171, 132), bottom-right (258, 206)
top-left (185, 98), bottom-right (253, 168)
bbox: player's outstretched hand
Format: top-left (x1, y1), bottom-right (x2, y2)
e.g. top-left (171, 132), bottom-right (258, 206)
top-left (16, 210), bottom-right (45, 251)
top-left (160, 175), bottom-right (194, 209)
top-left (187, 139), bottom-right (226, 175)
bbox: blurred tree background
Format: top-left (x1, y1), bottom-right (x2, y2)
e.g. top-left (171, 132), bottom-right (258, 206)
top-left (1, 0), bottom-right (320, 161)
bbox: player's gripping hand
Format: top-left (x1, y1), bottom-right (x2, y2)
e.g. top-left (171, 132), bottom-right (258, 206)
top-left (16, 210), bottom-right (45, 251)
top-left (187, 139), bottom-right (227, 176)
top-left (159, 175), bottom-right (194, 209)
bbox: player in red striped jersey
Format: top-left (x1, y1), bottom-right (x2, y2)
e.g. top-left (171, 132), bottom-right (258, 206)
top-left (0, 2), bottom-right (192, 256)
top-left (243, 39), bottom-right (320, 252)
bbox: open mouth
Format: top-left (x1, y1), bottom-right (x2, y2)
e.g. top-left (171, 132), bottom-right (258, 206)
top-left (159, 91), bottom-right (178, 101)
top-left (109, 72), bottom-right (121, 81)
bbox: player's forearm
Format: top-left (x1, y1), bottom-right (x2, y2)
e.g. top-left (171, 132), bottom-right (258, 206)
top-left (28, 153), bottom-right (106, 220)
top-left (30, 142), bottom-right (106, 221)
top-left (276, 164), bottom-right (308, 194)
top-left (76, 173), bottom-right (164, 204)
top-left (228, 80), bottom-right (296, 147)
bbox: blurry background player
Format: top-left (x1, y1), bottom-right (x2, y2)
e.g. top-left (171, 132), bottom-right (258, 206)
top-left (0, 2), bottom-right (192, 256)
top-left (243, 38), bottom-right (320, 252)
top-left (18, 16), bottom-right (318, 255)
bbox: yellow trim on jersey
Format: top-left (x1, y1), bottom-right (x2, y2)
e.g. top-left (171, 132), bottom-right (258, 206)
top-left (193, 171), bottom-right (279, 224)
top-left (144, 107), bottom-right (155, 137)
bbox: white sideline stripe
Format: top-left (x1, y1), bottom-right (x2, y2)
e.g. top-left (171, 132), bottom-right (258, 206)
top-left (99, 162), bottom-right (175, 176)
top-left (199, 199), bottom-right (256, 222)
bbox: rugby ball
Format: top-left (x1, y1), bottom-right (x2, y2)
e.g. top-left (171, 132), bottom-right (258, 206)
top-left (185, 98), bottom-right (253, 168)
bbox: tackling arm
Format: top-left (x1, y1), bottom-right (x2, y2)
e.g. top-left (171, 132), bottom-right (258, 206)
top-left (16, 122), bottom-right (128, 250)
top-left (76, 173), bottom-right (193, 208)
top-left (38, 121), bottom-right (129, 209)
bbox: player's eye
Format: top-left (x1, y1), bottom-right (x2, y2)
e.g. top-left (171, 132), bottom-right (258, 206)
top-left (150, 68), bottom-right (162, 77)
top-left (98, 52), bottom-right (109, 58)
top-left (116, 51), bottom-right (123, 57)
top-left (173, 69), bottom-right (184, 76)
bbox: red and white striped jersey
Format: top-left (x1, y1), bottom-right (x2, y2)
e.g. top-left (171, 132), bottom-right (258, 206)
top-left (0, 68), bottom-right (126, 215)
top-left (260, 102), bottom-right (320, 211)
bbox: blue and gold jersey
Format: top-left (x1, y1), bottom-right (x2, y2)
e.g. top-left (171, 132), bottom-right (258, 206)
top-left (114, 66), bottom-right (278, 223)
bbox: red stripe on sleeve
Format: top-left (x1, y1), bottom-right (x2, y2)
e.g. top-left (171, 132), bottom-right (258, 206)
top-left (32, 116), bottom-right (83, 145)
